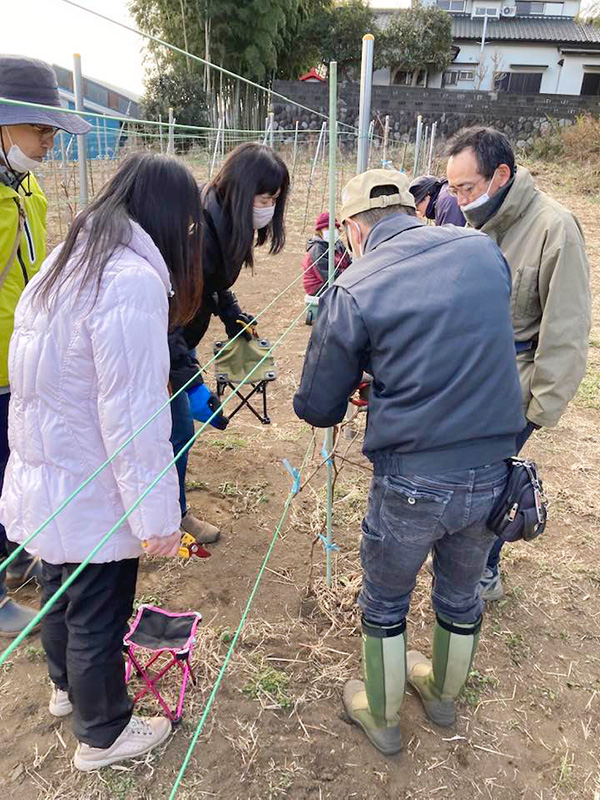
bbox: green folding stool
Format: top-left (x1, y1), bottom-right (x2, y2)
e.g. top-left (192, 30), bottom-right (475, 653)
top-left (213, 335), bottom-right (277, 424)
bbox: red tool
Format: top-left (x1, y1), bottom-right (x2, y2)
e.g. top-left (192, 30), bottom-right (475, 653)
top-left (179, 532), bottom-right (211, 559)
top-left (349, 380), bottom-right (371, 408)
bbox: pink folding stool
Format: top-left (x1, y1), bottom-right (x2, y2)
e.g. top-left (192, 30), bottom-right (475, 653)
top-left (123, 605), bottom-right (202, 722)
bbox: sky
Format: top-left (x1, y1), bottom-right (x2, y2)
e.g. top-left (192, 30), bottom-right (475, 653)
top-left (368, 0), bottom-right (411, 7)
top-left (2, 0), bottom-right (147, 95)
top-left (1, 0), bottom-right (415, 100)
top-left (3, 0), bottom-right (595, 100)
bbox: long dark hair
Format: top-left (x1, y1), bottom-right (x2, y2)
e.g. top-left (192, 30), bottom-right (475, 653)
top-left (209, 143), bottom-right (289, 269)
top-left (36, 152), bottom-right (203, 327)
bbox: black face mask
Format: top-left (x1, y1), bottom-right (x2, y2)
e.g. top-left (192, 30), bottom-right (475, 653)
top-left (463, 176), bottom-right (515, 229)
top-left (425, 194), bottom-right (438, 220)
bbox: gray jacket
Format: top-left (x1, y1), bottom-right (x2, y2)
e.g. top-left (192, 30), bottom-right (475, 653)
top-left (293, 214), bottom-right (525, 474)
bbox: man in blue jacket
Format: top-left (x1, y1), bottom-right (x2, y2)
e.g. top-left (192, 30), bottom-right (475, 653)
top-left (293, 169), bottom-right (524, 755)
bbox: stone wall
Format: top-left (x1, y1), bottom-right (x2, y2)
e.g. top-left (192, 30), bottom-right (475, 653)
top-left (272, 80), bottom-right (600, 148)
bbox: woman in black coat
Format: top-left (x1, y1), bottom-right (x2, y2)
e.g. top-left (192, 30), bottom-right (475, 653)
top-left (169, 144), bottom-right (290, 543)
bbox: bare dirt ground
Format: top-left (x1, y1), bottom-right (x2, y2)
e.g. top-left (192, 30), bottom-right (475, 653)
top-left (1, 156), bottom-right (599, 800)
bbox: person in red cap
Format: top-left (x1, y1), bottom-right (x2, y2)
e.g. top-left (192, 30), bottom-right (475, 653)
top-left (302, 211), bottom-right (351, 296)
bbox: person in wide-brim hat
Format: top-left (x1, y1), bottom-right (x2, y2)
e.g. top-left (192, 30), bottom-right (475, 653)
top-left (0, 55), bottom-right (90, 639)
top-left (0, 54), bottom-right (91, 134)
top-left (0, 54), bottom-right (91, 178)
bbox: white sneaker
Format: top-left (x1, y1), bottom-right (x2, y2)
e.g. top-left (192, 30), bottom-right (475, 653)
top-left (73, 715), bottom-right (172, 772)
top-left (49, 685), bottom-right (73, 717)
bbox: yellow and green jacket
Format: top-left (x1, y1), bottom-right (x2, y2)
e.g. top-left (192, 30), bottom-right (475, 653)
top-left (0, 172), bottom-right (47, 388)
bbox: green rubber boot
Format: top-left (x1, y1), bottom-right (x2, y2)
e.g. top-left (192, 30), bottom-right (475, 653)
top-left (407, 614), bottom-right (481, 727)
top-left (342, 619), bottom-right (406, 755)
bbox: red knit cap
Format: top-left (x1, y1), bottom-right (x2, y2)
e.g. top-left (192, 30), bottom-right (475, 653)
top-left (315, 212), bottom-right (341, 231)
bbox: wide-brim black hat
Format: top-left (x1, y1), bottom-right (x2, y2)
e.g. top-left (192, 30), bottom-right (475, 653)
top-left (0, 55), bottom-right (92, 135)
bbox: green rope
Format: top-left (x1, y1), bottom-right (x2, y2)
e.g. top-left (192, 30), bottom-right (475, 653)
top-left (2, 98), bottom-right (355, 138)
top-left (0, 285), bottom-right (324, 667)
top-left (55, 0), bottom-right (357, 132)
top-left (169, 431), bottom-right (316, 799)
top-left (82, 126), bottom-right (360, 141)
top-left (0, 266), bottom-right (307, 575)
top-left (0, 97), bottom-right (225, 133)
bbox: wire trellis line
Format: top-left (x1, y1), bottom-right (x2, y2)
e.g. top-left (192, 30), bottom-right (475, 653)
top-left (0, 268), bottom-right (334, 668)
top-left (168, 430), bottom-right (317, 798)
top-left (55, 0), bottom-right (357, 132)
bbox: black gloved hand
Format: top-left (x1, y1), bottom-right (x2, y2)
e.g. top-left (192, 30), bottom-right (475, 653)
top-left (222, 308), bottom-right (257, 341)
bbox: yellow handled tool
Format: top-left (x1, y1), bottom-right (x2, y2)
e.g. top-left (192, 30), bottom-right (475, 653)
top-left (142, 532), bottom-right (212, 559)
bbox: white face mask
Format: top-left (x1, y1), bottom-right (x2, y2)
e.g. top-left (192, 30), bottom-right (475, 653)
top-left (462, 170), bottom-right (497, 212)
top-left (321, 228), bottom-right (339, 242)
top-left (253, 204), bottom-right (275, 230)
top-left (3, 130), bottom-right (40, 174)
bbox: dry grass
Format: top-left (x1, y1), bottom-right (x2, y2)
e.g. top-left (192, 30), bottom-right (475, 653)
top-left (3, 148), bottom-right (600, 800)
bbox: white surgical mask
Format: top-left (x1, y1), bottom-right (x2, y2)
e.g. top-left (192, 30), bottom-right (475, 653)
top-left (3, 130), bottom-right (40, 174)
top-left (253, 204), bottom-right (275, 230)
top-left (321, 227), bottom-right (339, 242)
top-left (461, 170), bottom-right (497, 212)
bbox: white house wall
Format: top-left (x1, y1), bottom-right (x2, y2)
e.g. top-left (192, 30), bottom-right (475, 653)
top-left (418, 0), bottom-right (581, 12)
top-left (558, 52), bottom-right (600, 93)
top-left (555, 0), bottom-right (579, 14)
top-left (373, 67), bottom-right (393, 85)
top-left (447, 41), bottom-right (600, 93)
top-left (373, 0), bottom-right (600, 95)
top-left (373, 66), bottom-right (446, 87)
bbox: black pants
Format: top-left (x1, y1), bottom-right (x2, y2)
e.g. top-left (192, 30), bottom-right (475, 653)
top-left (41, 559), bottom-right (138, 748)
top-left (0, 393), bottom-right (35, 599)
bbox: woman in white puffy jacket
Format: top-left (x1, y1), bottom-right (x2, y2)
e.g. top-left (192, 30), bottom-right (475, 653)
top-left (0, 152), bottom-right (203, 771)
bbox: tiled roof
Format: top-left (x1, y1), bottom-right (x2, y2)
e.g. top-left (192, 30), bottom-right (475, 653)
top-left (375, 11), bottom-right (600, 45)
top-left (451, 15), bottom-right (600, 44)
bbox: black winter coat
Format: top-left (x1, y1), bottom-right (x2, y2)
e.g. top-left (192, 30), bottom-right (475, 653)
top-left (293, 214), bottom-right (524, 474)
top-left (169, 187), bottom-right (247, 391)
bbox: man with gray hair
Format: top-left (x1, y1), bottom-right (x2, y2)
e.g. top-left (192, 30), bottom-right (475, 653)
top-left (294, 169), bottom-right (524, 754)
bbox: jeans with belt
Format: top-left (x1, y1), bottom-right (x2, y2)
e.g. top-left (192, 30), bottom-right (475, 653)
top-left (359, 462), bottom-right (509, 626)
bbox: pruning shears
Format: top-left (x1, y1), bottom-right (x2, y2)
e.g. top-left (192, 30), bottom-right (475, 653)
top-left (349, 379), bottom-right (371, 408)
top-left (236, 317), bottom-right (258, 339)
top-left (142, 531), bottom-right (212, 560)
top-left (178, 532), bottom-right (211, 560)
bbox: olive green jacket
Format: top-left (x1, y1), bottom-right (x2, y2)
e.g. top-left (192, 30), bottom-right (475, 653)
top-left (469, 167), bottom-right (591, 428)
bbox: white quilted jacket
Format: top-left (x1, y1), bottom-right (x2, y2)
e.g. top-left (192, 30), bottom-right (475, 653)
top-left (0, 220), bottom-right (181, 564)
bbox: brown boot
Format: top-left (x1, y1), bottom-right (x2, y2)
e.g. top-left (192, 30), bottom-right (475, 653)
top-left (181, 513), bottom-right (220, 544)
